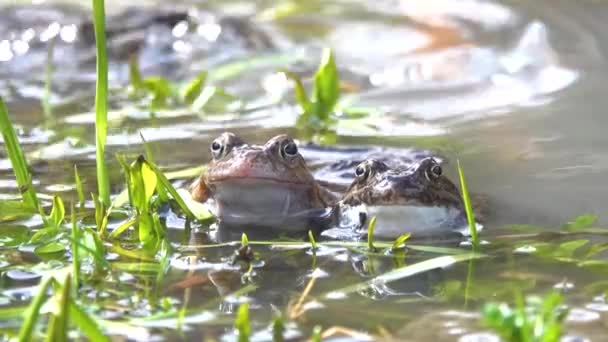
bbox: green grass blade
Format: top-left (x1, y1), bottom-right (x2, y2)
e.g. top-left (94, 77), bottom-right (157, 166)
top-left (74, 165), bottom-right (85, 208)
top-left (71, 203), bottom-right (80, 295)
top-left (68, 298), bottom-right (110, 341)
top-left (457, 160), bottom-right (479, 247)
top-left (46, 273), bottom-right (70, 342)
top-left (92, 0), bottom-right (110, 206)
top-left (0, 96), bottom-right (40, 211)
top-left (18, 276), bottom-right (53, 342)
top-left (312, 48), bottom-right (339, 120)
top-left (235, 302), bottom-right (250, 342)
top-left (308, 230), bottom-right (317, 251)
top-left (367, 216), bottom-right (377, 251)
top-left (146, 160), bottom-right (198, 219)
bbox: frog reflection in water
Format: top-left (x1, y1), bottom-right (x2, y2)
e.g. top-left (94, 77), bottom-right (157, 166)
top-left (190, 132), bottom-right (337, 230)
top-left (339, 157), bottom-right (483, 239)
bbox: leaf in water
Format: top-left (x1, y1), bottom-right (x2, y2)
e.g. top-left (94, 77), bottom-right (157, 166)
top-left (235, 302), bottom-right (250, 342)
top-left (582, 242), bottom-right (608, 259)
top-left (555, 239), bottom-right (589, 258)
top-left (563, 214), bottom-right (597, 231)
top-left (175, 189), bottom-right (214, 221)
top-left (180, 71), bottom-right (207, 104)
top-left (0, 200), bottom-right (37, 221)
top-left (325, 253), bottom-right (484, 298)
top-left (34, 241), bottom-right (66, 255)
top-left (147, 162), bottom-right (204, 220)
top-left (49, 195), bottom-right (65, 228)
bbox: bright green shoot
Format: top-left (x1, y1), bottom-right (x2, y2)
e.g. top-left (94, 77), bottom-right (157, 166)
top-left (92, 0), bottom-right (110, 206)
top-left (457, 160), bottom-right (479, 247)
top-left (308, 230), bottom-right (317, 251)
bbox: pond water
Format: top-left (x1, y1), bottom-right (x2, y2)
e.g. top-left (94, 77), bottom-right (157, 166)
top-left (1, 0), bottom-right (608, 340)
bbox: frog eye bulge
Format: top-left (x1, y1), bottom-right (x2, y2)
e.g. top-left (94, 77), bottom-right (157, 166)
top-left (282, 141), bottom-right (298, 158)
top-left (355, 163), bottom-right (369, 180)
top-left (210, 140), bottom-right (224, 158)
top-left (424, 163), bottom-right (442, 181)
top-left (431, 164), bottom-right (442, 177)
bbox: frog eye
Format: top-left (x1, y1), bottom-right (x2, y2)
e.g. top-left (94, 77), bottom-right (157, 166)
top-left (210, 139), bottom-right (224, 159)
top-left (355, 164), bottom-right (369, 180)
top-left (424, 163), bottom-right (442, 181)
top-left (281, 141), bottom-right (299, 160)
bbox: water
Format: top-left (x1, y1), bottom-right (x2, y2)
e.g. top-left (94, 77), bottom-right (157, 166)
top-left (1, 0), bottom-right (608, 340)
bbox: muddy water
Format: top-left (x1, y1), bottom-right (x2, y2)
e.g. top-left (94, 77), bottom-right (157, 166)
top-left (1, 0), bottom-right (608, 340)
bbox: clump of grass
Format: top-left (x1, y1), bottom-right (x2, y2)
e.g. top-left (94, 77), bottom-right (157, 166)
top-left (457, 160), bottom-right (478, 247)
top-left (483, 291), bottom-right (568, 342)
top-left (91, 0), bottom-right (110, 207)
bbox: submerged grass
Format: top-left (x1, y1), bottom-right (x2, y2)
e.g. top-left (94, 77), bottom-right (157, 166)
top-left (92, 0), bottom-right (110, 206)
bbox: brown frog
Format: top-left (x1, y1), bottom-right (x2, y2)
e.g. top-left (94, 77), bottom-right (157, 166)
top-left (190, 132), bottom-right (337, 230)
top-left (338, 157), bottom-right (483, 239)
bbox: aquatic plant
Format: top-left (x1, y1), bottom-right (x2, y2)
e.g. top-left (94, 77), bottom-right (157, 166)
top-left (483, 291), bottom-right (568, 342)
top-left (282, 48), bottom-right (340, 142)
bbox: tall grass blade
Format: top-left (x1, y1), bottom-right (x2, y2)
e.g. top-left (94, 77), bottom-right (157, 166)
top-left (46, 273), bottom-right (70, 342)
top-left (457, 160), bottom-right (479, 247)
top-left (68, 298), bottom-right (110, 341)
top-left (235, 302), bottom-right (250, 342)
top-left (0, 96), bottom-right (40, 211)
top-left (367, 216), bottom-right (377, 251)
top-left (18, 276), bottom-right (53, 341)
top-left (71, 203), bottom-right (80, 294)
top-left (92, 0), bottom-right (110, 206)
top-left (74, 165), bottom-right (85, 208)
